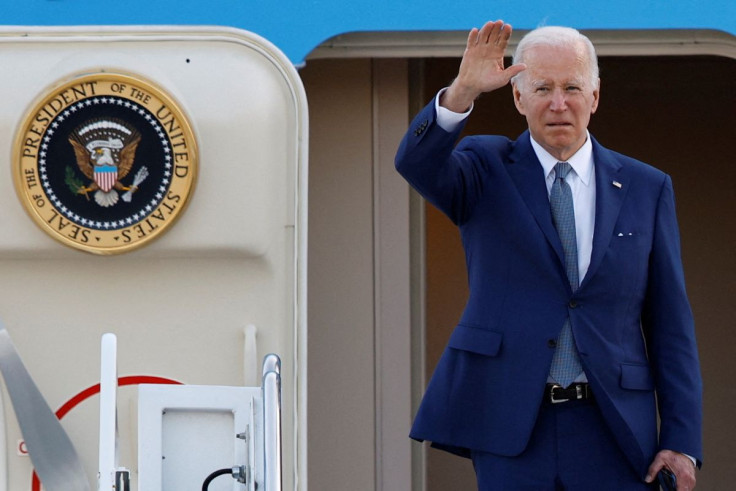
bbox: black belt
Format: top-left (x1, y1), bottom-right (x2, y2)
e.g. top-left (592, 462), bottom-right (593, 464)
top-left (546, 383), bottom-right (593, 404)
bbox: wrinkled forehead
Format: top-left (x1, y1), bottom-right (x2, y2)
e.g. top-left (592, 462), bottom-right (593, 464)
top-left (519, 43), bottom-right (594, 87)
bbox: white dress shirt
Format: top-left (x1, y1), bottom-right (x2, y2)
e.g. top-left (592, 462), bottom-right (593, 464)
top-left (532, 136), bottom-right (596, 284)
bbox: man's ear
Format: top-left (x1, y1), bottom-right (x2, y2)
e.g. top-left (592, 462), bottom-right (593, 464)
top-left (512, 84), bottom-right (526, 115)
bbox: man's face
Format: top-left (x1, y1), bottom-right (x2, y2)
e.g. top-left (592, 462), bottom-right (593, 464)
top-left (513, 43), bottom-right (600, 161)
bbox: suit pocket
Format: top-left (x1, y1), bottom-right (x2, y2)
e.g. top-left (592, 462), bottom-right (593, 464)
top-left (620, 363), bottom-right (654, 391)
top-left (448, 324), bottom-right (503, 357)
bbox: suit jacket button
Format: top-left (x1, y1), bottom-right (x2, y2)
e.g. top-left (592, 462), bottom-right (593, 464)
top-left (548, 339), bottom-right (557, 348)
top-left (569, 300), bottom-right (578, 308)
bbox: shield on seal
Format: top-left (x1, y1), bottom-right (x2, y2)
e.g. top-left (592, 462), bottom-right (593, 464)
top-left (94, 165), bottom-right (118, 192)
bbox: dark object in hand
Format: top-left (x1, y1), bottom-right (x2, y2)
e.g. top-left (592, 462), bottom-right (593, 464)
top-left (658, 468), bottom-right (677, 491)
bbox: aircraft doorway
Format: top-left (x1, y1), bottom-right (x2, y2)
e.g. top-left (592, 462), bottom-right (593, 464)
top-left (422, 54), bottom-right (736, 490)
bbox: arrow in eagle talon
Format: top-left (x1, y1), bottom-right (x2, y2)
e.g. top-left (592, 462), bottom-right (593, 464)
top-left (122, 166), bottom-right (149, 202)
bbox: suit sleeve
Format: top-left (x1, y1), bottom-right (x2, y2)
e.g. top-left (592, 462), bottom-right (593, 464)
top-left (394, 96), bottom-right (494, 226)
top-left (641, 175), bottom-right (703, 466)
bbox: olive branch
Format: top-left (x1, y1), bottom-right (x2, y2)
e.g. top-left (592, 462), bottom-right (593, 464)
top-left (65, 166), bottom-right (86, 197)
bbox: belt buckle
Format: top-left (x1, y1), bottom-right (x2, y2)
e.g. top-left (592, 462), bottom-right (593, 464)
top-left (549, 384), bottom-right (568, 404)
top-left (549, 383), bottom-right (584, 404)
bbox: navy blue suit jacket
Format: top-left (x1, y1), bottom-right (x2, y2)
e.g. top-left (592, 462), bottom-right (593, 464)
top-left (395, 98), bottom-right (703, 478)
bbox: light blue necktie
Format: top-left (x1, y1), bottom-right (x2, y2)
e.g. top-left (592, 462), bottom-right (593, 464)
top-left (548, 162), bottom-right (583, 387)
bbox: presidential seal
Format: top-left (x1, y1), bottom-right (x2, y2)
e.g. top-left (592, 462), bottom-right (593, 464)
top-left (13, 72), bottom-right (197, 254)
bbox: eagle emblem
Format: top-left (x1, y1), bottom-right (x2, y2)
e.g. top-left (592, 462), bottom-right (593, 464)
top-left (68, 119), bottom-right (149, 207)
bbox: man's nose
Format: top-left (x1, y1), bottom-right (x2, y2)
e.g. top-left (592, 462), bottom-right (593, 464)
top-left (549, 90), bottom-right (567, 111)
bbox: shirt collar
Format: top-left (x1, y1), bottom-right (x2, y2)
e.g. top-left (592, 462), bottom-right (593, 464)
top-left (530, 132), bottom-right (594, 186)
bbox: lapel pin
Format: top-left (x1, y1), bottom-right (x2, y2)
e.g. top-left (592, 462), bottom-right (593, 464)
top-left (612, 181), bottom-right (622, 189)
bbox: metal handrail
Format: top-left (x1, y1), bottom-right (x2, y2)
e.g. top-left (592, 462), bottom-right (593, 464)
top-left (262, 354), bottom-right (282, 491)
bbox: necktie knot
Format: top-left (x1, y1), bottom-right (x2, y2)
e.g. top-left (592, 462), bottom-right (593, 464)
top-left (555, 161), bottom-right (572, 180)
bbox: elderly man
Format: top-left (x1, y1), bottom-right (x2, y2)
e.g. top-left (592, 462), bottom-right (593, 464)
top-left (395, 21), bottom-right (702, 490)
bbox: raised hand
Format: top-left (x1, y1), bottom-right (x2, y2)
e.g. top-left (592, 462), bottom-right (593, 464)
top-left (441, 20), bottom-right (527, 113)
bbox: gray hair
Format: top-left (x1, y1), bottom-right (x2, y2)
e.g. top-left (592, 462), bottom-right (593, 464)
top-left (511, 26), bottom-right (599, 89)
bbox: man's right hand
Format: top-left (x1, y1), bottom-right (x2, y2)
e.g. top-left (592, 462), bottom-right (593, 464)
top-left (441, 20), bottom-right (527, 113)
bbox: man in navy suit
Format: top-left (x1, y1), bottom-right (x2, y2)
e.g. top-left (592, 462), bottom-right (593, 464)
top-left (395, 21), bottom-right (702, 490)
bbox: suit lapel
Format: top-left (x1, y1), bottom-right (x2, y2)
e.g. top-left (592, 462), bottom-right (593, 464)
top-left (506, 134), bottom-right (632, 290)
top-left (506, 132), bottom-right (566, 267)
top-left (581, 138), bottom-right (630, 288)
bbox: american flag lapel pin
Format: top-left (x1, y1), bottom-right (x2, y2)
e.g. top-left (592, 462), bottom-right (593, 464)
top-left (612, 181), bottom-right (622, 189)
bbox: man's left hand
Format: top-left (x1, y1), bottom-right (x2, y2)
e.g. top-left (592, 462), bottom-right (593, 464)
top-left (645, 449), bottom-right (696, 490)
